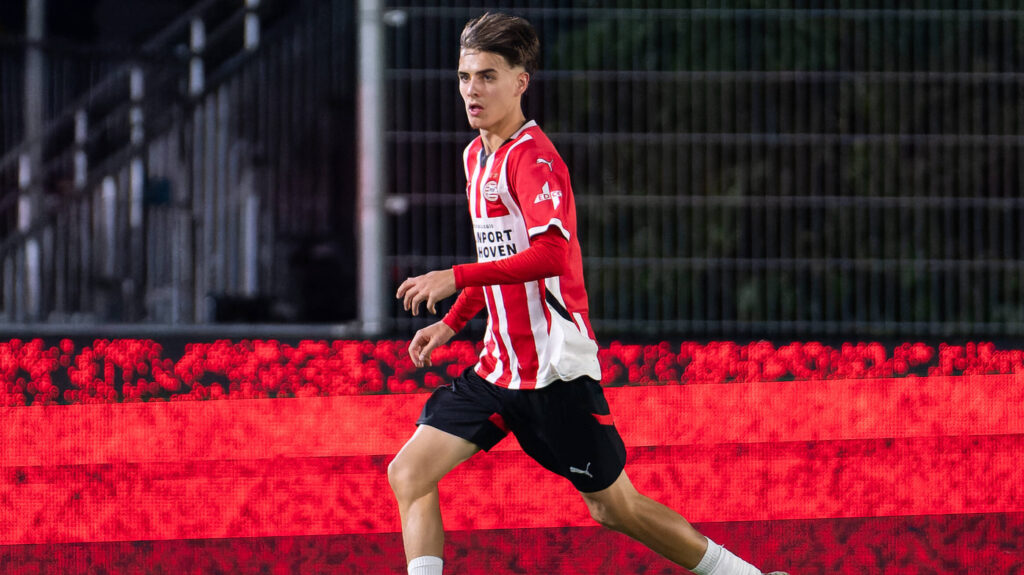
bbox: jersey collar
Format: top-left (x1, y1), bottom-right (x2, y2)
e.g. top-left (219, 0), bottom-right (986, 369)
top-left (478, 120), bottom-right (537, 164)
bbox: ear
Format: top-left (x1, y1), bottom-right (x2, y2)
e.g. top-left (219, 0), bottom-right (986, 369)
top-left (516, 72), bottom-right (530, 96)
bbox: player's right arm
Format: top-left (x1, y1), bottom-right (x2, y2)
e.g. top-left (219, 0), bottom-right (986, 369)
top-left (408, 321), bottom-right (455, 368)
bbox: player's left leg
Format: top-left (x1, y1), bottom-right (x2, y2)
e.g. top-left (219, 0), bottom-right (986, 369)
top-left (580, 471), bottom-right (784, 574)
top-left (579, 469), bottom-right (708, 569)
top-left (509, 377), bottom-right (785, 574)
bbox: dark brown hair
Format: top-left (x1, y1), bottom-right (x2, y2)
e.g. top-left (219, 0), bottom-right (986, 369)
top-left (460, 13), bottom-right (540, 76)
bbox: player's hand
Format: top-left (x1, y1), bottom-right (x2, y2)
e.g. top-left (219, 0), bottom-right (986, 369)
top-left (396, 269), bottom-right (457, 316)
top-left (408, 321), bottom-right (456, 367)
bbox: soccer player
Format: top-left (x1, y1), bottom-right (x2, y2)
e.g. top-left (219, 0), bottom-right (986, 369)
top-left (390, 12), bottom-right (786, 575)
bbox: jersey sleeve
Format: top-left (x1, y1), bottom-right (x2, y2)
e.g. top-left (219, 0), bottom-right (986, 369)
top-left (453, 229), bottom-right (568, 289)
top-left (509, 144), bottom-right (573, 241)
top-left (442, 285), bottom-right (486, 333)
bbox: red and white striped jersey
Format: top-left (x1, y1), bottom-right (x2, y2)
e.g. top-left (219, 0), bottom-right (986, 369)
top-left (460, 120), bottom-right (601, 389)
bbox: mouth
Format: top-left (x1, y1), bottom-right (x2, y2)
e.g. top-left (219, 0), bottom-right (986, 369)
top-left (467, 103), bottom-right (483, 116)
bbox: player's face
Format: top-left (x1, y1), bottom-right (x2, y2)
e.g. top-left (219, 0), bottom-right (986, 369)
top-left (458, 49), bottom-right (529, 134)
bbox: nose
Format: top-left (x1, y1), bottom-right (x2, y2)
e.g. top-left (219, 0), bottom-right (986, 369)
top-left (465, 76), bottom-right (481, 97)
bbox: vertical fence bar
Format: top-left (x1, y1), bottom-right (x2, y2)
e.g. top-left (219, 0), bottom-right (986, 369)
top-left (202, 94), bottom-right (218, 313)
top-left (190, 19), bottom-right (206, 97)
top-left (245, 0), bottom-right (261, 52)
top-left (191, 107), bottom-right (205, 321)
top-left (128, 66), bottom-right (145, 319)
top-left (215, 86), bottom-right (230, 295)
top-left (2, 255), bottom-right (12, 322)
top-left (74, 110), bottom-right (88, 190)
top-left (358, 0), bottom-right (386, 335)
top-left (100, 175), bottom-right (117, 280)
top-left (17, 153), bottom-right (40, 321)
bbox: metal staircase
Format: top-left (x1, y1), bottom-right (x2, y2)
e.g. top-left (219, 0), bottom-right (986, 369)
top-left (0, 0), bottom-right (357, 326)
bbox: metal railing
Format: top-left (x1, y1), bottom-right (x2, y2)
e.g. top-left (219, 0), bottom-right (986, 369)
top-left (0, 0), bottom-right (358, 326)
top-left (383, 4), bottom-right (1024, 338)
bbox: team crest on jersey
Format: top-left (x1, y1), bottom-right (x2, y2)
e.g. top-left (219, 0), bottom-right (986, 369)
top-left (483, 180), bottom-right (500, 202)
top-left (534, 181), bottom-right (562, 209)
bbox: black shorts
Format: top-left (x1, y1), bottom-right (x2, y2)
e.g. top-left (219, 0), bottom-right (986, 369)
top-left (417, 367), bottom-right (627, 493)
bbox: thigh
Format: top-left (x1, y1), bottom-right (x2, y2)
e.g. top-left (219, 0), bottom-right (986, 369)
top-left (510, 378), bottom-right (627, 493)
top-left (392, 424), bottom-right (480, 484)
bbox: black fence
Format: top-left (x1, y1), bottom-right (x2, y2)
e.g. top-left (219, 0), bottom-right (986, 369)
top-left (385, 3), bottom-right (1024, 338)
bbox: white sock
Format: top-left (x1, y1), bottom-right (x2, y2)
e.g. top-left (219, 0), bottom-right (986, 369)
top-left (408, 555), bottom-right (443, 575)
top-left (691, 538), bottom-right (761, 575)
top-left (691, 538), bottom-right (722, 574)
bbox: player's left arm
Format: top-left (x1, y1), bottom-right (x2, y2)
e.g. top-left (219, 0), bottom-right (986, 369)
top-left (396, 269), bottom-right (457, 316)
top-left (453, 229), bottom-right (567, 287)
top-left (396, 228), bottom-right (568, 313)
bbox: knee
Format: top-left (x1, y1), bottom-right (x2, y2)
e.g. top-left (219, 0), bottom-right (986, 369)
top-left (387, 454), bottom-right (432, 502)
top-left (386, 456), bottom-right (411, 495)
top-left (585, 496), bottom-right (636, 534)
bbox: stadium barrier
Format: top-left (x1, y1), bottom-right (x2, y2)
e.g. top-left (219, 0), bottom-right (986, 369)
top-left (1, 338), bottom-right (1022, 573)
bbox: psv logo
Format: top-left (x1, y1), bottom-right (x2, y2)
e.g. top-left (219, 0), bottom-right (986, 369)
top-left (483, 181), bottom-right (500, 202)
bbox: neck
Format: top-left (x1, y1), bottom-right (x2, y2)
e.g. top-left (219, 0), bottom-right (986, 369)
top-left (480, 112), bottom-right (528, 154)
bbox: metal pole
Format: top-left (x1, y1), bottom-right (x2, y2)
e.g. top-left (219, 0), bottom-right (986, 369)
top-left (357, 0), bottom-right (386, 336)
top-left (244, 0), bottom-right (261, 51)
top-left (22, 0), bottom-right (46, 321)
top-left (74, 110), bottom-right (87, 190)
top-left (128, 66), bottom-right (145, 320)
top-left (18, 155), bottom-right (40, 321)
top-left (24, 0), bottom-right (46, 152)
top-left (129, 67), bottom-right (145, 229)
top-left (190, 18), bottom-right (206, 97)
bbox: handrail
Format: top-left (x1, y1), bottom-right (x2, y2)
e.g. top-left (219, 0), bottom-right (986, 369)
top-left (0, 0), bottom-right (247, 170)
top-left (0, 0), bottom-right (298, 257)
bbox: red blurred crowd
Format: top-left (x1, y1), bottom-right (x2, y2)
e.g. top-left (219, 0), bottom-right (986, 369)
top-left (0, 338), bottom-right (1021, 407)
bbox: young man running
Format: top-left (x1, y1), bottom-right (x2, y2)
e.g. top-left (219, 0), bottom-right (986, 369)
top-left (391, 12), bottom-right (786, 575)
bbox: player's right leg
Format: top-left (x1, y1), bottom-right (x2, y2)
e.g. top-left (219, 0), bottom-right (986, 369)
top-left (388, 424), bottom-right (480, 565)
